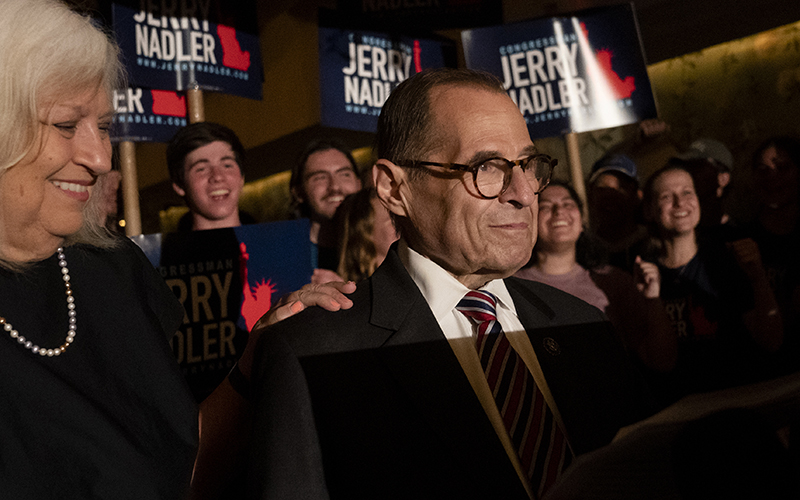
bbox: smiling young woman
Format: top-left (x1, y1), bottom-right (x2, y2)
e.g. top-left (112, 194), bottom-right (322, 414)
top-left (640, 163), bottom-right (784, 405)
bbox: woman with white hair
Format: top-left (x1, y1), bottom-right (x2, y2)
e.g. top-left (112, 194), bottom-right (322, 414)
top-left (0, 1), bottom-right (353, 497)
top-left (0, 1), bottom-right (198, 496)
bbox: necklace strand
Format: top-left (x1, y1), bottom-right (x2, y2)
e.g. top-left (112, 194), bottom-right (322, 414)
top-left (1, 248), bottom-right (76, 357)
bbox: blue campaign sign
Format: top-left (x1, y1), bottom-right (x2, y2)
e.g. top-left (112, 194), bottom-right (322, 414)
top-left (462, 3), bottom-right (657, 139)
top-left (112, 2), bottom-right (263, 100)
top-left (131, 219), bottom-right (312, 402)
top-left (319, 27), bottom-right (453, 133)
top-left (111, 87), bottom-right (188, 143)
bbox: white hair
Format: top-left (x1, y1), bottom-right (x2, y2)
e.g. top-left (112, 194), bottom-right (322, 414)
top-left (0, 0), bottom-right (126, 265)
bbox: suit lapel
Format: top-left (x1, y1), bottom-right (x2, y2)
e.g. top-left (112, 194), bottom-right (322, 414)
top-left (505, 277), bottom-right (556, 326)
top-left (369, 250), bottom-right (528, 498)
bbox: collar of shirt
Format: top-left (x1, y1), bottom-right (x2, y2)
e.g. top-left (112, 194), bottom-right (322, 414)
top-left (398, 240), bottom-right (522, 340)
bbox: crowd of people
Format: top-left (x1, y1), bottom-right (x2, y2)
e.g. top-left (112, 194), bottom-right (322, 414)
top-left (2, 0), bottom-right (799, 498)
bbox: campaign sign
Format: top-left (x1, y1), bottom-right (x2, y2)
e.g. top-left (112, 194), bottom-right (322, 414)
top-left (131, 219), bottom-right (312, 402)
top-left (112, 2), bottom-right (263, 100)
top-left (462, 3), bottom-right (657, 139)
top-left (111, 87), bottom-right (187, 143)
top-left (319, 27), bottom-right (452, 133)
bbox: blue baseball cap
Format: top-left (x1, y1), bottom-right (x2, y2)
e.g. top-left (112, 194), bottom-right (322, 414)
top-left (588, 154), bottom-right (639, 186)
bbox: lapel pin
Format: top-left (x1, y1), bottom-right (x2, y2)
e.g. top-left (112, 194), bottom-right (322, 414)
top-left (543, 337), bottom-right (561, 356)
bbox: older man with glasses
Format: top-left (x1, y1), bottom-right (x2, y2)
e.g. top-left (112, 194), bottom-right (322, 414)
top-left (246, 68), bottom-right (654, 500)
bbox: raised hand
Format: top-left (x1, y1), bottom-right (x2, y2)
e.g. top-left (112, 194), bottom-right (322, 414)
top-left (634, 255), bottom-right (661, 299)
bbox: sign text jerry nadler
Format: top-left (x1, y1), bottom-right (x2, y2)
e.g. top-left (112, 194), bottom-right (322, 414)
top-left (112, 1), bottom-right (262, 100)
top-left (462, 4), bottom-right (658, 139)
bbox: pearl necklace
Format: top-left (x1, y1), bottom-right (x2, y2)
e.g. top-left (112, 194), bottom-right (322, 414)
top-left (1, 248), bottom-right (76, 357)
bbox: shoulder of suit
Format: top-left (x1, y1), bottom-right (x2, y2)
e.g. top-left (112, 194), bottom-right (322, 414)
top-left (263, 277), bottom-right (391, 356)
top-left (505, 276), bottom-right (607, 324)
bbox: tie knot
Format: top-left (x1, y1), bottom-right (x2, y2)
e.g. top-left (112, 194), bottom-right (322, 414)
top-left (456, 290), bottom-right (498, 324)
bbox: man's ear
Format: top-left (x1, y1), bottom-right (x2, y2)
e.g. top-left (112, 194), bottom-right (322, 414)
top-left (373, 160), bottom-right (411, 218)
top-left (172, 182), bottom-right (186, 198)
top-left (290, 186), bottom-right (304, 204)
top-left (717, 171), bottom-right (731, 197)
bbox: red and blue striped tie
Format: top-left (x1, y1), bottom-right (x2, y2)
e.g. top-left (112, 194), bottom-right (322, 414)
top-left (456, 290), bottom-right (572, 498)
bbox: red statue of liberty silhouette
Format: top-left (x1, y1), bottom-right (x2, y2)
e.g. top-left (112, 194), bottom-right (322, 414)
top-left (238, 242), bottom-right (275, 332)
top-left (580, 22), bottom-right (636, 100)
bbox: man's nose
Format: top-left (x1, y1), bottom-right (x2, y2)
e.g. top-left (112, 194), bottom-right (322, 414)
top-left (208, 164), bottom-right (225, 181)
top-left (499, 166), bottom-right (536, 207)
top-left (329, 174), bottom-right (344, 192)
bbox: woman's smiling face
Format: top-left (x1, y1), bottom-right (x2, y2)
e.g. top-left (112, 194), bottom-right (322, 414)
top-left (650, 168), bottom-right (700, 237)
top-left (536, 184), bottom-right (583, 251)
top-left (0, 87), bottom-right (113, 262)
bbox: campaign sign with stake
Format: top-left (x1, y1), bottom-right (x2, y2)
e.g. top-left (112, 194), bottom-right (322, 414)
top-left (462, 3), bottom-right (657, 139)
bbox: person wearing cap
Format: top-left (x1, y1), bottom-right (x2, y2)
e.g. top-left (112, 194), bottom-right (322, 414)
top-left (678, 138), bottom-right (734, 184)
top-left (586, 153), bottom-right (649, 273)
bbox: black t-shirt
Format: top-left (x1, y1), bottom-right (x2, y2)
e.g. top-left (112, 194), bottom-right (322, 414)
top-left (742, 221), bottom-right (800, 374)
top-left (0, 240), bottom-right (197, 499)
top-left (655, 243), bottom-right (771, 402)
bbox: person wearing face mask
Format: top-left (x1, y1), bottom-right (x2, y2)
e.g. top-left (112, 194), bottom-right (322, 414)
top-left (585, 154), bottom-right (649, 273)
top-left (515, 181), bottom-right (676, 375)
top-left (641, 164), bottom-right (783, 405)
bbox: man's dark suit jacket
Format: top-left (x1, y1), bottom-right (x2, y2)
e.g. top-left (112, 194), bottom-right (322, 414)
top-left (248, 248), bottom-right (654, 500)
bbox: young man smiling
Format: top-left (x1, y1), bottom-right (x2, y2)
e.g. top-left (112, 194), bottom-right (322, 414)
top-left (167, 122), bottom-right (247, 231)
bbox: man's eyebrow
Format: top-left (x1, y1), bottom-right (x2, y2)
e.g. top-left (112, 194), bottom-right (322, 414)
top-left (187, 158), bottom-right (210, 169)
top-left (464, 150), bottom-right (502, 166)
top-left (188, 154), bottom-right (237, 170)
top-left (304, 169), bottom-right (328, 179)
top-left (464, 145), bottom-right (538, 166)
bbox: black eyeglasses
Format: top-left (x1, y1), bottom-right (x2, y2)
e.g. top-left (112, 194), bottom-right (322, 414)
top-left (401, 154), bottom-right (557, 199)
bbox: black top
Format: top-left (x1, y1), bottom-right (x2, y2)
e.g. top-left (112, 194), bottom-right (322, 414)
top-left (655, 243), bottom-right (774, 404)
top-left (0, 239), bottom-right (197, 499)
